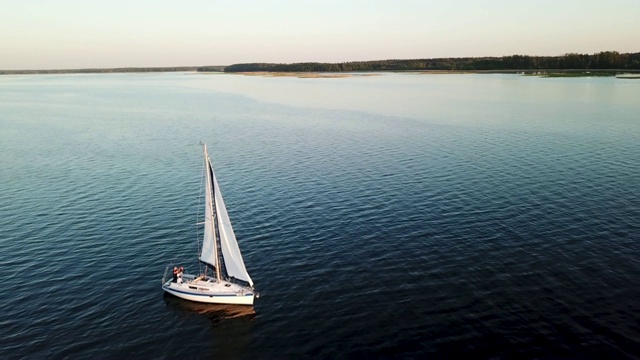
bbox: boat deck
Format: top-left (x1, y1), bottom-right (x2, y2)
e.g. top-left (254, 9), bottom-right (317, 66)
top-left (162, 274), bottom-right (255, 305)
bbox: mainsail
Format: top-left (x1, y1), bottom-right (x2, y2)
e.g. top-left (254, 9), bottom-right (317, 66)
top-left (199, 146), bottom-right (253, 287)
top-left (212, 170), bottom-right (253, 286)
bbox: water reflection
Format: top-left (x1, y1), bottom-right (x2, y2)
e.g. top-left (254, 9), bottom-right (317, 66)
top-left (164, 294), bottom-right (257, 358)
top-left (163, 293), bottom-right (257, 323)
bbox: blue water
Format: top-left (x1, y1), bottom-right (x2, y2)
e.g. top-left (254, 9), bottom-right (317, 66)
top-left (1, 73), bottom-right (639, 358)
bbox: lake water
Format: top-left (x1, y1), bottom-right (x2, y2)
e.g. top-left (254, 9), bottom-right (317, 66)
top-left (1, 72), bottom-right (639, 358)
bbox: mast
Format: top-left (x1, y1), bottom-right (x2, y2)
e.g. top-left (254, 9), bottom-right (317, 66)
top-left (204, 144), bottom-right (222, 282)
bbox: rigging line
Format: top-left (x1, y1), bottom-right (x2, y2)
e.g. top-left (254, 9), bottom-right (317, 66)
top-left (171, 150), bottom-right (205, 271)
top-left (196, 149), bottom-right (206, 275)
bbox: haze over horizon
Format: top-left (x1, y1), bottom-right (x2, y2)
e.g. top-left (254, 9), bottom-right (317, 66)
top-left (2, 0), bottom-right (639, 70)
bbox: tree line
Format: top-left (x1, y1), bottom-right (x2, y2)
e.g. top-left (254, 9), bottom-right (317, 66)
top-left (216, 51), bottom-right (640, 73)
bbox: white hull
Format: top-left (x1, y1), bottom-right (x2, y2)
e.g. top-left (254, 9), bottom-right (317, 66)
top-left (162, 274), bottom-right (255, 305)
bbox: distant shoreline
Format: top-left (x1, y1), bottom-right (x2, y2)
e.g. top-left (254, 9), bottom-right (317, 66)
top-left (0, 66), bottom-right (204, 75)
top-left (221, 51), bottom-right (640, 73)
top-left (2, 68), bottom-right (639, 78)
top-left (2, 50), bottom-right (639, 76)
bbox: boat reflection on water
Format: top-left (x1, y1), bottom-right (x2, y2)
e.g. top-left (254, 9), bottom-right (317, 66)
top-left (163, 293), bottom-right (257, 323)
top-left (163, 294), bottom-right (257, 358)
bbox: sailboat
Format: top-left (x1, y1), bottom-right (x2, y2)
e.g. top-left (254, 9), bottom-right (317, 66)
top-left (162, 143), bottom-right (257, 305)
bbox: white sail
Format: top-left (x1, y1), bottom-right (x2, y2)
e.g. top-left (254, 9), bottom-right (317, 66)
top-left (199, 152), bottom-right (217, 268)
top-left (212, 170), bottom-right (254, 287)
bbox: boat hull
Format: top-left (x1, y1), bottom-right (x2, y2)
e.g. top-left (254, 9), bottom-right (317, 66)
top-left (162, 278), bottom-right (255, 305)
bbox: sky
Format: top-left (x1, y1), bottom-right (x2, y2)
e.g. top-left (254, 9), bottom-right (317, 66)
top-left (1, 0), bottom-right (639, 70)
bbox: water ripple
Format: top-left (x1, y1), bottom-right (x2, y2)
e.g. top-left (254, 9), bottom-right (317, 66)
top-left (1, 73), bottom-right (639, 358)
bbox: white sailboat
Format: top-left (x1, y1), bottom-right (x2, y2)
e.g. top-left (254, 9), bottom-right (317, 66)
top-left (162, 143), bottom-right (257, 305)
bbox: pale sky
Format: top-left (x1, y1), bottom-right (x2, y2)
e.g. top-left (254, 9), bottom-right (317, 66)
top-left (1, 0), bottom-right (639, 70)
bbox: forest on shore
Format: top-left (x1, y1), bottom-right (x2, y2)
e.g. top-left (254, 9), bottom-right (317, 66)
top-left (216, 51), bottom-right (640, 73)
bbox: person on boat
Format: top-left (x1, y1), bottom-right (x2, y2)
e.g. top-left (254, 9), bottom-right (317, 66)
top-left (172, 266), bottom-right (178, 283)
top-left (177, 266), bottom-right (184, 284)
